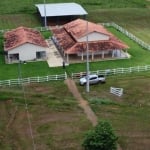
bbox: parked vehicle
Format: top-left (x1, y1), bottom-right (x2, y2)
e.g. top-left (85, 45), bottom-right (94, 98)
top-left (79, 74), bottom-right (106, 85)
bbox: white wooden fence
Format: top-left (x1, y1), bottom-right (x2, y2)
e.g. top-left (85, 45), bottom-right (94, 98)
top-left (110, 87), bottom-right (123, 97)
top-left (0, 73), bottom-right (67, 86)
top-left (71, 65), bottom-right (150, 79)
top-left (102, 22), bottom-right (150, 51)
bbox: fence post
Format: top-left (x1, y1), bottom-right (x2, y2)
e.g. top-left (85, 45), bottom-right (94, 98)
top-left (65, 72), bottom-right (67, 79)
top-left (8, 80), bottom-right (11, 86)
top-left (137, 66), bottom-right (140, 72)
top-left (130, 67), bottom-right (132, 73)
top-left (38, 76), bottom-right (40, 82)
top-left (122, 68), bottom-right (124, 74)
top-left (46, 75), bottom-right (49, 81)
top-left (27, 78), bottom-right (29, 84)
top-left (145, 65), bottom-right (147, 71)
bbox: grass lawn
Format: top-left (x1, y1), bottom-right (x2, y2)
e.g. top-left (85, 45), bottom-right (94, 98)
top-left (78, 75), bottom-right (150, 150)
top-left (0, 26), bottom-right (150, 80)
top-left (67, 27), bottom-right (150, 73)
top-left (0, 1), bottom-right (149, 80)
top-left (0, 81), bottom-right (91, 150)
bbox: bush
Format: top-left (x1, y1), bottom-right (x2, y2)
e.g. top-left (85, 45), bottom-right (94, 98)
top-left (82, 120), bottom-right (118, 150)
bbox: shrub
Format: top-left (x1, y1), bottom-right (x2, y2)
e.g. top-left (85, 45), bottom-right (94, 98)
top-left (82, 120), bottom-right (118, 150)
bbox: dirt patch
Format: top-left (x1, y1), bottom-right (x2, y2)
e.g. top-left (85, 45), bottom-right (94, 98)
top-left (29, 83), bottom-right (51, 94)
top-left (65, 79), bottom-right (98, 126)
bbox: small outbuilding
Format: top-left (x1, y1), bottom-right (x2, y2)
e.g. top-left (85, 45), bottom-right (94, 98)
top-left (4, 26), bottom-right (48, 64)
top-left (35, 2), bottom-right (88, 25)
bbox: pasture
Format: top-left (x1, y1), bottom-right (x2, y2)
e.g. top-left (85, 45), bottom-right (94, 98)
top-left (0, 75), bottom-right (150, 149)
top-left (0, 81), bottom-right (91, 150)
top-left (78, 75), bottom-right (150, 150)
top-left (0, 27), bottom-right (150, 80)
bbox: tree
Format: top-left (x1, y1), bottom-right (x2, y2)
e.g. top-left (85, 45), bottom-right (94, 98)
top-left (82, 120), bottom-right (118, 150)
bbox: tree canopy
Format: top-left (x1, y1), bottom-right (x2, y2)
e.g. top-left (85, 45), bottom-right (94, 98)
top-left (82, 120), bottom-right (118, 150)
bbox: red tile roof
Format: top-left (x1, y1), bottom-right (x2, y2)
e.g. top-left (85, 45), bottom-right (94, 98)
top-left (67, 41), bottom-right (128, 54)
top-left (64, 19), bottom-right (111, 40)
top-left (4, 26), bottom-right (48, 51)
top-left (52, 19), bottom-right (129, 54)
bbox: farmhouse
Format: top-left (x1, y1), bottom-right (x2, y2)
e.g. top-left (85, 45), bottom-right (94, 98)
top-left (35, 2), bottom-right (87, 25)
top-left (4, 27), bottom-right (48, 64)
top-left (52, 19), bottom-right (129, 64)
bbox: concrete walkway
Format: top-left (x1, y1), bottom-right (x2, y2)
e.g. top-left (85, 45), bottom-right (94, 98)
top-left (46, 40), bottom-right (63, 67)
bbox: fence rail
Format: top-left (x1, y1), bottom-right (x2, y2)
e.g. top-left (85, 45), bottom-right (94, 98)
top-left (71, 65), bottom-right (150, 79)
top-left (102, 22), bottom-right (150, 51)
top-left (0, 73), bottom-right (67, 86)
top-left (110, 87), bottom-right (123, 97)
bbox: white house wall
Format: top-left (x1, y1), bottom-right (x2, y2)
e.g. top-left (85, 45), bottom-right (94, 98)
top-left (8, 43), bottom-right (46, 61)
top-left (77, 32), bottom-right (109, 42)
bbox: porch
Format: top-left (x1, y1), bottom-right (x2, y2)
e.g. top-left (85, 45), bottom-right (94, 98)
top-left (64, 49), bottom-right (130, 64)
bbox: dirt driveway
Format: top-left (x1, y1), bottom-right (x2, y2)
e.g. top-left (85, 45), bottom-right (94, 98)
top-left (65, 79), bottom-right (98, 126)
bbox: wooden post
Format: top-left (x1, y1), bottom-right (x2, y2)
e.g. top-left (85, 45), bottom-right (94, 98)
top-left (102, 51), bottom-right (104, 59)
top-left (81, 52), bottom-right (84, 61)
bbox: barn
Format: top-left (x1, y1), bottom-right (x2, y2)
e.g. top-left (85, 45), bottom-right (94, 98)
top-left (52, 19), bottom-right (129, 64)
top-left (4, 27), bottom-right (48, 64)
top-left (35, 2), bottom-right (88, 26)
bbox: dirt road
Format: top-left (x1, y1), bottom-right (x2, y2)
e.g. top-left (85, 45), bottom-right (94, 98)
top-left (65, 79), bottom-right (98, 126)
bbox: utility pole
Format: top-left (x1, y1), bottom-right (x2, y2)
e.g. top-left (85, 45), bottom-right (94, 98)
top-left (44, 0), bottom-right (47, 27)
top-left (86, 20), bottom-right (90, 92)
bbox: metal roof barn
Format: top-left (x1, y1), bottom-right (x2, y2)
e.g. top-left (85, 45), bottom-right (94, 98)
top-left (35, 2), bottom-right (88, 17)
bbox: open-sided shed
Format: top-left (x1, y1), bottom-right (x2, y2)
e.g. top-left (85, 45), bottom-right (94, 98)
top-left (35, 2), bottom-right (88, 26)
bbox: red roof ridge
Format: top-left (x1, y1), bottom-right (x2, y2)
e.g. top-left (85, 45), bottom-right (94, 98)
top-left (63, 19), bottom-right (112, 40)
top-left (52, 19), bottom-right (129, 55)
top-left (4, 26), bottom-right (48, 51)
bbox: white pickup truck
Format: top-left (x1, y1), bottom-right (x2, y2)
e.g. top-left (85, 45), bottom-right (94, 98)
top-left (79, 74), bottom-right (106, 85)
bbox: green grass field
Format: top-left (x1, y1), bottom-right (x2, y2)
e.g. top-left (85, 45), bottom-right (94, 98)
top-left (0, 82), bottom-right (91, 150)
top-left (78, 75), bottom-right (150, 150)
top-left (0, 1), bottom-right (150, 149)
top-left (88, 8), bottom-right (150, 44)
top-left (0, 26), bottom-right (150, 80)
top-left (0, 0), bottom-right (149, 80)
top-left (0, 75), bottom-right (150, 150)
